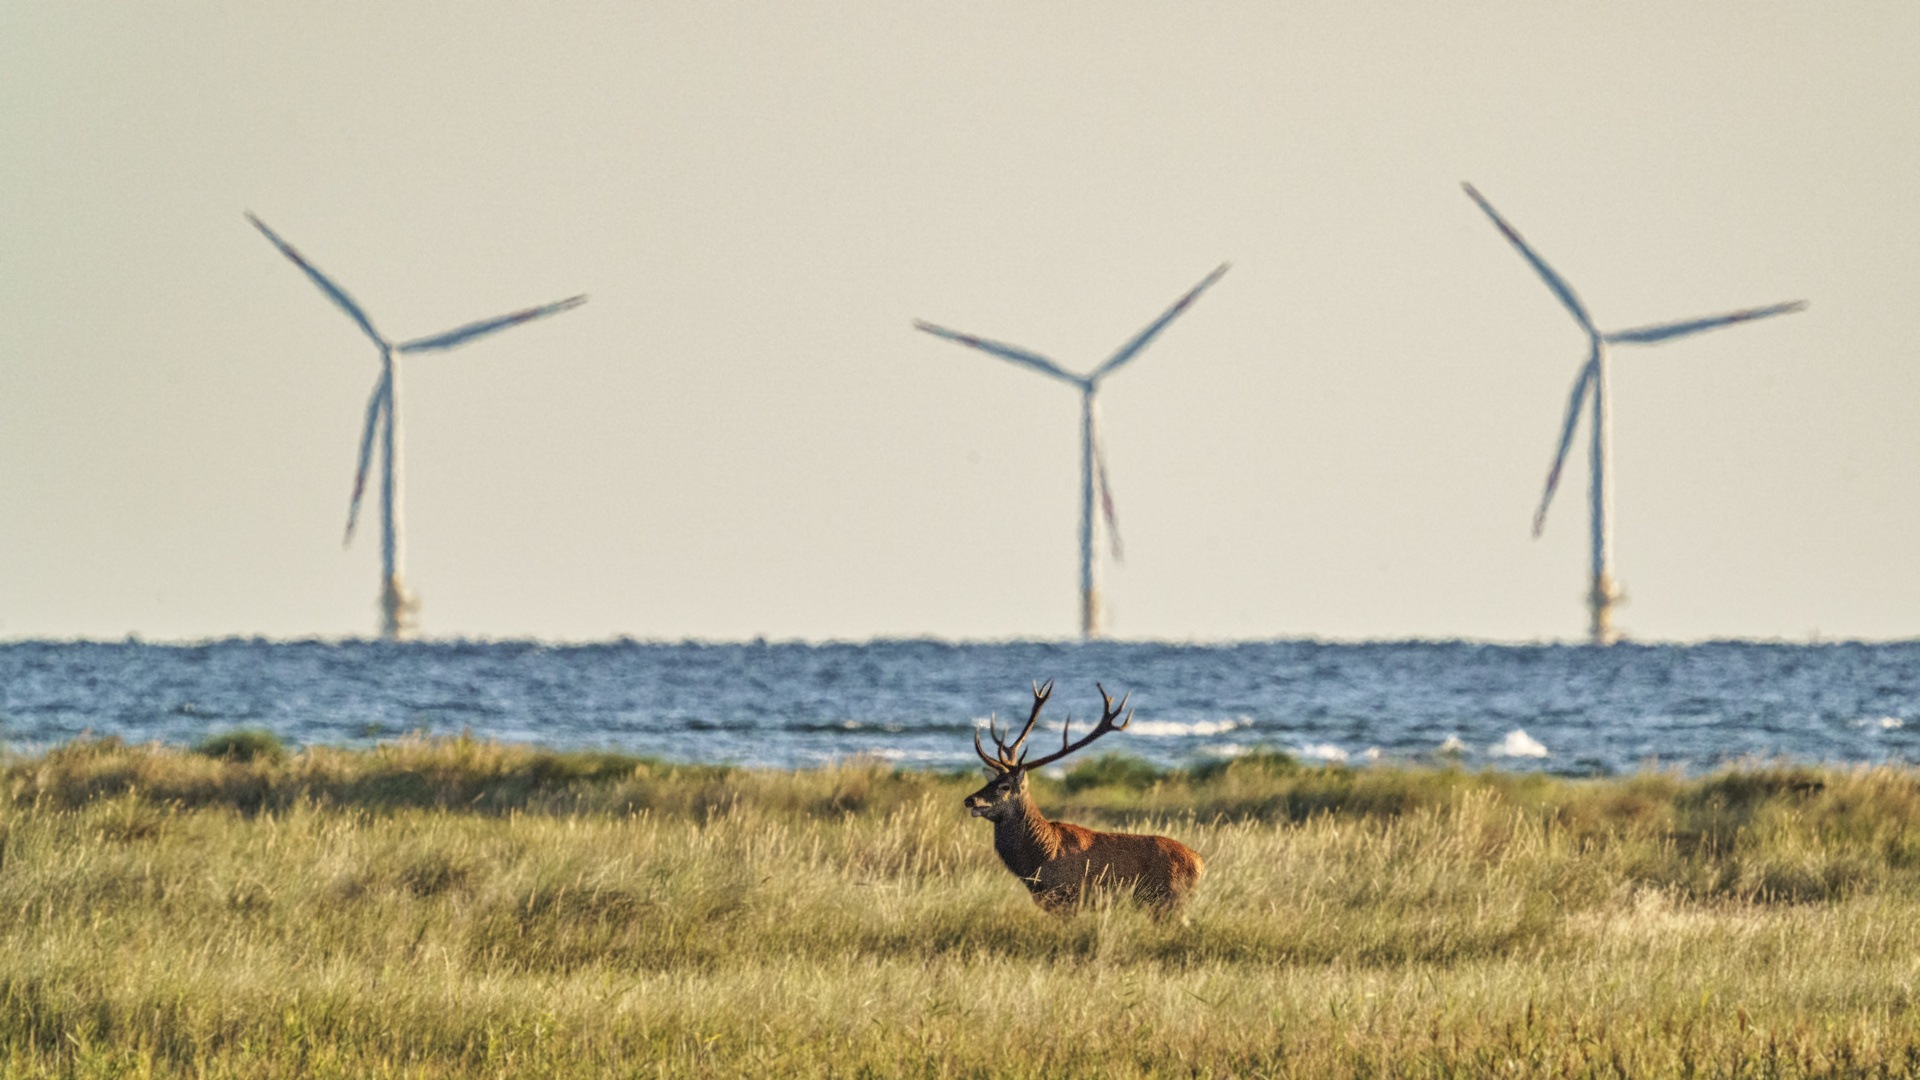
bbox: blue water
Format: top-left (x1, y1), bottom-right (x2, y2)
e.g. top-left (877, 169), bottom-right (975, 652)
top-left (1, 639), bottom-right (1916, 775)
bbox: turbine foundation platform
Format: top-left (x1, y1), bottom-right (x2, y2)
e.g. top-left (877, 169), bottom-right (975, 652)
top-left (1588, 573), bottom-right (1622, 646)
top-left (380, 576), bottom-right (419, 641)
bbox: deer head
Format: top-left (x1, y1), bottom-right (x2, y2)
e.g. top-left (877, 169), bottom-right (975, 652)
top-left (963, 680), bottom-right (1132, 822)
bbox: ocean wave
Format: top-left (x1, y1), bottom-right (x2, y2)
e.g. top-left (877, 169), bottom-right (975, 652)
top-left (1202, 743), bottom-right (1254, 759)
top-left (1489, 729), bottom-right (1548, 758)
top-left (974, 715), bottom-right (1252, 739)
top-left (790, 720), bottom-right (912, 734)
top-left (840, 747), bottom-right (969, 764)
top-left (1128, 716), bottom-right (1254, 737)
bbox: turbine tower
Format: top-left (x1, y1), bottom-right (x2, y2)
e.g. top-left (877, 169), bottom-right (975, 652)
top-left (1462, 183), bottom-right (1805, 645)
top-left (247, 213), bottom-right (586, 640)
top-left (915, 264), bottom-right (1229, 639)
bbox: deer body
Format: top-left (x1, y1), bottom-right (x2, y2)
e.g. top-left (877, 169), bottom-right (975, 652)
top-left (965, 682), bottom-right (1204, 917)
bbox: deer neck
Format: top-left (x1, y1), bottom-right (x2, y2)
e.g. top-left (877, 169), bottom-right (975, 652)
top-left (991, 793), bottom-right (1061, 883)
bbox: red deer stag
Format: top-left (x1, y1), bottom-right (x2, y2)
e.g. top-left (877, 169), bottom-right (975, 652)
top-left (964, 680), bottom-right (1204, 917)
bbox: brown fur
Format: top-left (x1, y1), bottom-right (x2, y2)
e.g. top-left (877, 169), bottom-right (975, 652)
top-left (965, 769), bottom-right (1205, 917)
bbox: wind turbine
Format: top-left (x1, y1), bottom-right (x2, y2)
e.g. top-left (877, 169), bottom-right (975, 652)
top-left (247, 213), bottom-right (586, 640)
top-left (1462, 183), bottom-right (1805, 645)
top-left (915, 264), bottom-right (1229, 639)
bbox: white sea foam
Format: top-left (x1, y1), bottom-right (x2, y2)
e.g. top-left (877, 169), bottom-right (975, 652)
top-left (849, 747), bottom-right (904, 761)
top-left (1854, 716), bottom-right (1904, 730)
top-left (1128, 716), bottom-right (1254, 737)
top-left (1298, 743), bottom-right (1349, 763)
top-left (841, 747), bottom-right (960, 764)
top-left (1437, 735), bottom-right (1466, 754)
top-left (1489, 729), bottom-right (1548, 758)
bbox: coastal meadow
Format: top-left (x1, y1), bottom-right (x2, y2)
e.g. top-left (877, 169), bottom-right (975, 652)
top-left (0, 735), bottom-right (1917, 1076)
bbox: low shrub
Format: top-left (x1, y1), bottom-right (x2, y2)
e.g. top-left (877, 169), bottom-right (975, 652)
top-left (192, 728), bottom-right (287, 764)
top-left (1062, 752), bottom-right (1168, 792)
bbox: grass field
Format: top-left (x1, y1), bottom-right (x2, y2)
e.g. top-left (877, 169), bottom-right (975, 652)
top-left (1, 734), bottom-right (1918, 1077)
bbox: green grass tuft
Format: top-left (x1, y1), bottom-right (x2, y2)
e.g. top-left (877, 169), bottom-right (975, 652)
top-left (192, 727), bottom-right (287, 764)
top-left (1061, 752), bottom-right (1167, 792)
top-left (1186, 746), bottom-right (1299, 782)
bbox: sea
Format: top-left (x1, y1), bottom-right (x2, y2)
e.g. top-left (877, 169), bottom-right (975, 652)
top-left (1, 639), bottom-right (1916, 776)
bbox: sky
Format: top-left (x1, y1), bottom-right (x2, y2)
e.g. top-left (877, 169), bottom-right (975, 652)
top-left (2, 3), bottom-right (1917, 643)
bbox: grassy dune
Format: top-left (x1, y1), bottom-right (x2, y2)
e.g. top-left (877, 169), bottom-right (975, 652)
top-left (1, 736), bottom-right (1919, 1077)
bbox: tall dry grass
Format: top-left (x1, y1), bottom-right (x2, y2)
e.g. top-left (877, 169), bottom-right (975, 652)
top-left (0, 735), bottom-right (1918, 1076)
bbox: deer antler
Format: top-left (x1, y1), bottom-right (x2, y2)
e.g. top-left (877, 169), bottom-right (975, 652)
top-left (974, 679), bottom-right (1054, 773)
top-left (1017, 682), bottom-right (1132, 772)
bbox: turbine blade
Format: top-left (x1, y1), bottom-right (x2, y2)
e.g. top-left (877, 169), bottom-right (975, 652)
top-left (1091, 423), bottom-right (1123, 562)
top-left (912, 321), bottom-right (1084, 385)
top-left (1533, 350), bottom-right (1598, 537)
top-left (1603, 300), bottom-right (1807, 345)
top-left (1092, 263), bottom-right (1230, 380)
top-left (1461, 183), bottom-right (1596, 334)
top-left (397, 295), bottom-right (589, 353)
top-left (344, 371), bottom-right (390, 546)
top-left (245, 213), bottom-right (385, 347)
